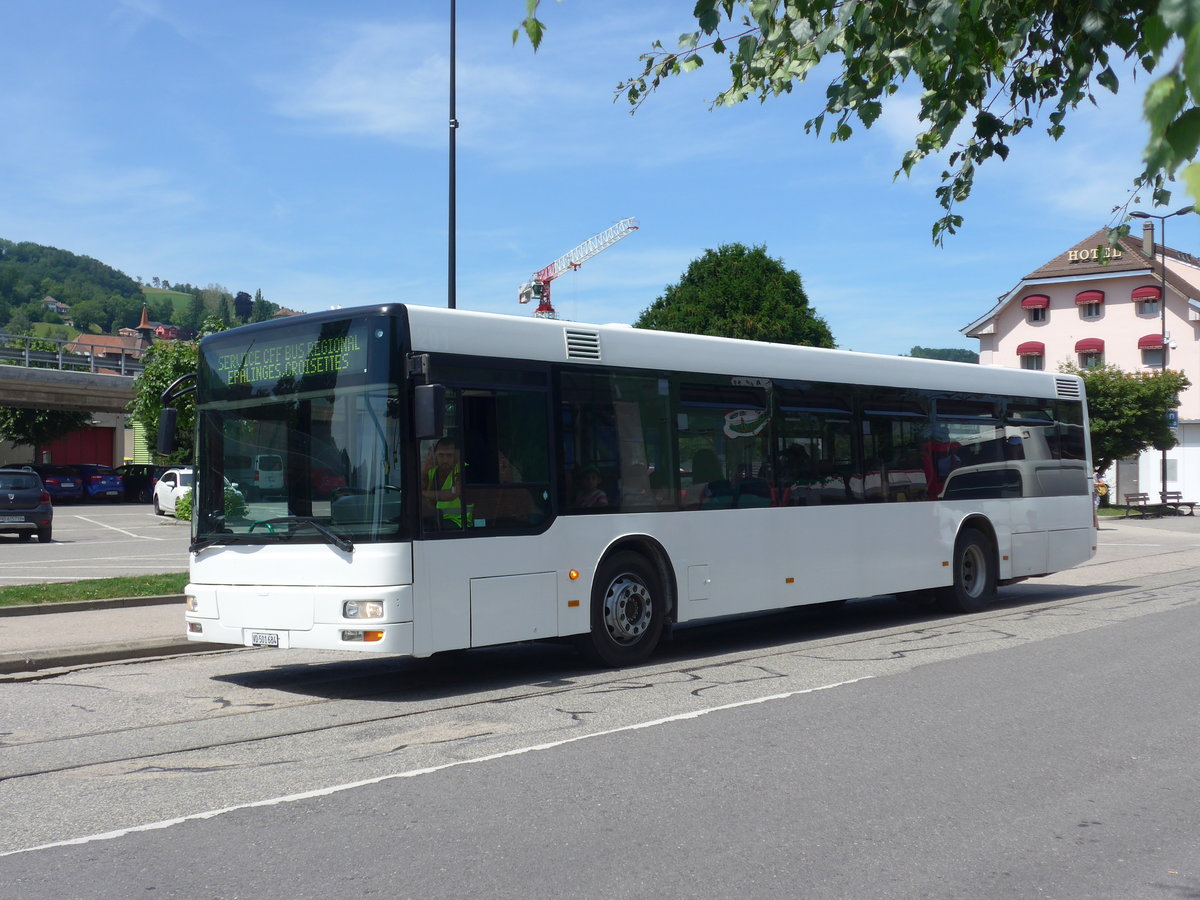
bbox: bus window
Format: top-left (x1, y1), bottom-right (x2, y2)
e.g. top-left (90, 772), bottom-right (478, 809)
top-left (776, 386), bottom-right (857, 505)
top-left (676, 381), bottom-right (770, 510)
top-left (559, 371), bottom-right (675, 513)
top-left (861, 395), bottom-right (931, 503)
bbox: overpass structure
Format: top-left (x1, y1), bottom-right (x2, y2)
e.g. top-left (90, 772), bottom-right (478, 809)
top-left (0, 333), bottom-right (141, 414)
top-left (0, 364), bottom-right (137, 414)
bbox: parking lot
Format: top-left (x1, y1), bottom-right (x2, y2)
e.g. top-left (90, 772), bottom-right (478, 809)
top-left (0, 501), bottom-right (191, 586)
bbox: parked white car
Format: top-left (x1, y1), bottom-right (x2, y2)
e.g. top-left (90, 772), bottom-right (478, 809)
top-left (153, 467), bottom-right (194, 516)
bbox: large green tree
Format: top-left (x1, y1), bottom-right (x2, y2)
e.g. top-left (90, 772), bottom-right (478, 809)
top-left (634, 242), bottom-right (834, 346)
top-left (1062, 363), bottom-right (1190, 474)
top-left (127, 315), bottom-right (228, 464)
top-left (518, 1), bottom-right (1200, 241)
top-left (0, 408), bottom-right (91, 456)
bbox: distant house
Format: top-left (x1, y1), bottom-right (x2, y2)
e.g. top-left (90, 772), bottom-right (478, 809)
top-left (272, 308), bottom-right (303, 319)
top-left (66, 333), bottom-right (150, 361)
top-left (41, 296), bottom-right (70, 317)
top-left (154, 323), bottom-right (181, 340)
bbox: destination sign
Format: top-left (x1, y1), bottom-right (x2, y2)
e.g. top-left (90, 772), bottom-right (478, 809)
top-left (203, 319), bottom-right (373, 393)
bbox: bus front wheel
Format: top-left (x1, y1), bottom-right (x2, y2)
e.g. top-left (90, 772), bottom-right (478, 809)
top-left (580, 551), bottom-right (664, 668)
top-left (937, 527), bottom-right (996, 614)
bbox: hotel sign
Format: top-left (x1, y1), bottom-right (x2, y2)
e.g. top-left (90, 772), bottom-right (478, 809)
top-left (1067, 245), bottom-right (1123, 263)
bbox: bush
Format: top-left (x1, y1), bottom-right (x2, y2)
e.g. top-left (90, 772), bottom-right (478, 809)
top-left (175, 486), bottom-right (246, 522)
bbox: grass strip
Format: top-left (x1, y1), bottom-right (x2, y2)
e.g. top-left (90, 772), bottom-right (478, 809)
top-left (0, 573), bottom-right (188, 608)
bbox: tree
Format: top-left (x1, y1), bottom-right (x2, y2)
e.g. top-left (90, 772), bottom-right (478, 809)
top-left (0, 407), bottom-right (91, 457)
top-left (517, 2), bottom-right (1200, 241)
top-left (1061, 363), bottom-right (1190, 475)
top-left (127, 339), bottom-right (200, 464)
top-left (233, 291), bottom-right (253, 322)
top-left (634, 242), bottom-right (834, 346)
top-left (251, 289), bottom-right (272, 323)
top-left (126, 316), bottom-right (228, 463)
top-left (909, 346), bottom-right (979, 363)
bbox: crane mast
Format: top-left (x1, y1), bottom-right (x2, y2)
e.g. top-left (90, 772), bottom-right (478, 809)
top-left (519, 217), bottom-right (639, 318)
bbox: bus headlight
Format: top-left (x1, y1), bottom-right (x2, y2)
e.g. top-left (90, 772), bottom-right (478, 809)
top-left (185, 594), bottom-right (199, 612)
top-left (343, 600), bottom-right (384, 619)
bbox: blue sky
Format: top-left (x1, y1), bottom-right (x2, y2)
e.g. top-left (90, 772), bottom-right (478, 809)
top-left (3, 1), bottom-right (1198, 356)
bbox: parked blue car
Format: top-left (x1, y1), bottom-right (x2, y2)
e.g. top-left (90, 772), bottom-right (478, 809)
top-left (73, 464), bottom-right (126, 502)
top-left (31, 465), bottom-right (85, 504)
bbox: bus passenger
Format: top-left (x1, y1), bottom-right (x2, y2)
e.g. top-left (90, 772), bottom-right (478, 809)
top-left (574, 465), bottom-right (609, 508)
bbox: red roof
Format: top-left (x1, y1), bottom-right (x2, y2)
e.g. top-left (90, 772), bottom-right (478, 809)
top-left (1075, 289), bottom-right (1104, 305)
top-left (1131, 284), bottom-right (1161, 300)
top-left (1138, 333), bottom-right (1165, 349)
top-left (1075, 338), bottom-right (1104, 353)
top-left (1016, 341), bottom-right (1045, 356)
top-left (1020, 294), bottom-right (1050, 309)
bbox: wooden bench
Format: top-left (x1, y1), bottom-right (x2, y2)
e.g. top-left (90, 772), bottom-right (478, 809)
top-left (1123, 493), bottom-right (1156, 517)
top-left (1160, 491), bottom-right (1197, 515)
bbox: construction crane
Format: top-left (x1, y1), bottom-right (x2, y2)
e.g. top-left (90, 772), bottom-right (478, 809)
top-left (518, 218), bottom-right (639, 319)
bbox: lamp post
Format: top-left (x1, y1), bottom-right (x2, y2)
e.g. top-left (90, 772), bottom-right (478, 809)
top-left (1129, 205), bottom-right (1194, 504)
top-left (448, 0), bottom-right (458, 310)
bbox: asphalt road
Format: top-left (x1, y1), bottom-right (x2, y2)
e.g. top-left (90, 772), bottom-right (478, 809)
top-left (0, 516), bottom-right (1197, 897)
top-left (0, 501), bottom-right (190, 584)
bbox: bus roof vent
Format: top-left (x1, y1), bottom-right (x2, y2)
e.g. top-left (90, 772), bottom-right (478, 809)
top-left (564, 328), bottom-right (602, 361)
top-left (1055, 376), bottom-right (1082, 399)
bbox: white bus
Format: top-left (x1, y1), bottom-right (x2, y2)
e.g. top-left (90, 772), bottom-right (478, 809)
top-left (169, 304), bottom-right (1095, 666)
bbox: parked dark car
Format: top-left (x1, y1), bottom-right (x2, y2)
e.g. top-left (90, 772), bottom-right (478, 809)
top-left (0, 467), bottom-right (53, 542)
top-left (31, 464), bottom-right (85, 504)
top-left (73, 464), bottom-right (126, 502)
top-left (114, 463), bottom-right (170, 503)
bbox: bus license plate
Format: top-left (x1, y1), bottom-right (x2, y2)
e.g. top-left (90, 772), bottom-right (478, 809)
top-left (251, 632), bottom-right (280, 647)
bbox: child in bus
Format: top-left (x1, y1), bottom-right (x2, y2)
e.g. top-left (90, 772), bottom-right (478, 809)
top-left (574, 465), bottom-right (608, 508)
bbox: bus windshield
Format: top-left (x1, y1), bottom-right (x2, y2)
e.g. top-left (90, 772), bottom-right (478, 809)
top-left (192, 315), bottom-right (405, 546)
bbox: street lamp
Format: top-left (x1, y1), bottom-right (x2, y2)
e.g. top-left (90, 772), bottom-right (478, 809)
top-left (1129, 205), bottom-right (1194, 504)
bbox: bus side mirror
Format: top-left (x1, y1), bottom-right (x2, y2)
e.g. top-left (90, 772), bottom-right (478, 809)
top-left (414, 384), bottom-right (446, 439)
top-left (157, 408), bottom-right (178, 456)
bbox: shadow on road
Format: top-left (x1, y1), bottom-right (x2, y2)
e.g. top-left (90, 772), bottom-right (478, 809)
top-left (211, 580), bottom-right (1135, 703)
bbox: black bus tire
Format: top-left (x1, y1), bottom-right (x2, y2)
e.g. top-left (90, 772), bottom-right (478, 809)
top-left (936, 527), bottom-right (996, 613)
top-left (579, 550), bottom-right (665, 668)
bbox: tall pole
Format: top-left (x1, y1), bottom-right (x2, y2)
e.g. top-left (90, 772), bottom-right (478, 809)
top-left (448, 0), bottom-right (458, 309)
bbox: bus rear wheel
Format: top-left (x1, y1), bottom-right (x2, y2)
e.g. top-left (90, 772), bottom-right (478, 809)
top-left (937, 527), bottom-right (996, 613)
top-left (580, 551), bottom-right (665, 668)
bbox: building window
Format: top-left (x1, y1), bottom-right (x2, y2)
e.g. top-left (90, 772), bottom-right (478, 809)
top-left (1137, 299), bottom-right (1160, 316)
top-left (1027, 307), bottom-right (1046, 324)
top-left (1142, 347), bottom-right (1166, 367)
top-left (1079, 352), bottom-right (1103, 368)
top-left (1021, 355), bottom-right (1044, 371)
top-left (1079, 302), bottom-right (1101, 319)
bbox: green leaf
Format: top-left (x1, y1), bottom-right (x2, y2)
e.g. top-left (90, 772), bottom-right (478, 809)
top-left (1164, 107), bottom-right (1200, 162)
top-left (1182, 161), bottom-right (1200, 205)
top-left (681, 54), bottom-right (704, 73)
top-left (1144, 73), bottom-right (1187, 134)
top-left (1185, 23), bottom-right (1200, 97)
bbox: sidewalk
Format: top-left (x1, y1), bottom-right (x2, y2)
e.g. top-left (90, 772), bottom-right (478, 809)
top-left (0, 595), bottom-right (212, 676)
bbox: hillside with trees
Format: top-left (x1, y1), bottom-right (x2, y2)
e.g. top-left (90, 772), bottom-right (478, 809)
top-left (0, 238), bottom-right (285, 335)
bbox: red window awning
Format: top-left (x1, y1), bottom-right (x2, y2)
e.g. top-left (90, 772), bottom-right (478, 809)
top-left (1075, 338), bottom-right (1104, 353)
top-left (1138, 333), bottom-right (1165, 349)
top-left (1075, 289), bottom-right (1105, 305)
top-left (1131, 285), bottom-right (1162, 300)
top-left (1016, 341), bottom-right (1045, 356)
top-left (1020, 294), bottom-right (1050, 309)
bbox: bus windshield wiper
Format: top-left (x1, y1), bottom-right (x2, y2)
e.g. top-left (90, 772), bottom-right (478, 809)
top-left (256, 516), bottom-right (354, 553)
top-left (191, 533), bottom-right (257, 553)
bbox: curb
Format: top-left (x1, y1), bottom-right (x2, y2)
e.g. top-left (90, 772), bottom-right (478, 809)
top-left (0, 637), bottom-right (221, 677)
top-left (0, 594), bottom-right (185, 617)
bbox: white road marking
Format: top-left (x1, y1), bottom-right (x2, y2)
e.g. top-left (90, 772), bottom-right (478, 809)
top-left (70, 516), bottom-right (152, 539)
top-left (0, 676), bottom-right (872, 857)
